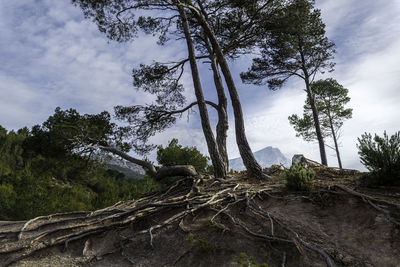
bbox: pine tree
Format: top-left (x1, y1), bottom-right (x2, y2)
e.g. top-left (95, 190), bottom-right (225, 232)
top-left (288, 78), bottom-right (352, 169)
top-left (71, 0), bottom-right (278, 178)
top-left (241, 0), bottom-right (335, 166)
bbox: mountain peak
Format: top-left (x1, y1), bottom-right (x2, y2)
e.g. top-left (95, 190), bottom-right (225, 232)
top-left (229, 146), bottom-right (290, 171)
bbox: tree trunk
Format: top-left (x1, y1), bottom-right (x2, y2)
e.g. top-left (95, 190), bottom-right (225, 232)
top-left (98, 145), bottom-right (198, 180)
top-left (327, 112), bottom-right (343, 169)
top-left (179, 7), bottom-right (226, 178)
top-left (203, 36), bottom-right (229, 172)
top-left (304, 78), bottom-right (328, 166)
top-left (211, 57), bottom-right (229, 172)
top-left (297, 36), bottom-right (328, 166)
top-left (98, 146), bottom-right (157, 178)
top-left (188, 7), bottom-right (266, 179)
top-left (197, 1), bottom-right (229, 172)
top-left (156, 165), bottom-right (197, 180)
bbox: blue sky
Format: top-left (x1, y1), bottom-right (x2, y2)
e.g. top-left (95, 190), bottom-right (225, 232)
top-left (1, 0), bottom-right (399, 170)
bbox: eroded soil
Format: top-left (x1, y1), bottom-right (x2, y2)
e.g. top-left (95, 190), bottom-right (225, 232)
top-left (1, 167), bottom-right (399, 267)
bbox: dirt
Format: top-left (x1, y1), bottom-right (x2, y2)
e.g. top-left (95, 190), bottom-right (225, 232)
top-left (0, 167), bottom-right (399, 267)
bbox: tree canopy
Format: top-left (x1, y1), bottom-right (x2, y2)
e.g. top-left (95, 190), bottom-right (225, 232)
top-left (0, 118), bottom-right (159, 220)
top-left (241, 0), bottom-right (335, 166)
top-left (71, 0), bottom-right (280, 178)
top-left (289, 78), bottom-right (352, 168)
top-left (157, 138), bottom-right (209, 173)
top-left (241, 0), bottom-right (335, 90)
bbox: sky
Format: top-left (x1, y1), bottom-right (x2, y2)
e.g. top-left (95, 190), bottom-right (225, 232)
top-left (1, 0), bottom-right (399, 170)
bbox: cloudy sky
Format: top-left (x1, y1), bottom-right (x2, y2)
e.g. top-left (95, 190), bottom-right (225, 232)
top-left (1, 0), bottom-right (399, 170)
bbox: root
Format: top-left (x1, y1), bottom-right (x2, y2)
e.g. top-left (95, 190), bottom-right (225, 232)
top-left (247, 203), bottom-right (334, 267)
top-left (1, 176), bottom-right (333, 266)
top-left (281, 251), bottom-right (286, 267)
top-left (333, 185), bottom-right (400, 226)
top-left (6, 177), bottom-right (400, 266)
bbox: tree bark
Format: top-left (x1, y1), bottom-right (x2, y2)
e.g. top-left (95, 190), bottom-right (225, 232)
top-left (197, 0), bottom-right (229, 172)
top-left (327, 111), bottom-right (342, 169)
top-left (297, 36), bottom-right (328, 166)
top-left (187, 6), bottom-right (266, 179)
top-left (303, 78), bottom-right (328, 166)
top-left (202, 36), bottom-right (229, 172)
top-left (179, 7), bottom-right (226, 178)
top-left (156, 165), bottom-right (197, 180)
top-left (211, 57), bottom-right (229, 172)
top-left (97, 145), bottom-right (197, 180)
top-left (98, 145), bottom-right (158, 178)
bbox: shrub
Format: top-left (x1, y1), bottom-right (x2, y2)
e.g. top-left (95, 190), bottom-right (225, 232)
top-left (0, 183), bottom-right (17, 220)
top-left (285, 163), bottom-right (315, 191)
top-left (357, 131), bottom-right (400, 185)
top-left (157, 139), bottom-right (210, 173)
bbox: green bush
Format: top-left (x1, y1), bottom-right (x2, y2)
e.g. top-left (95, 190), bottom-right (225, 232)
top-left (0, 183), bottom-right (17, 220)
top-left (357, 131), bottom-right (400, 185)
top-left (0, 123), bottom-right (160, 221)
top-left (284, 163), bottom-right (315, 191)
top-left (157, 139), bottom-right (210, 173)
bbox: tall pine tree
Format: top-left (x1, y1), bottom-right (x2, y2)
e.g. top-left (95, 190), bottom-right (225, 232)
top-left (289, 78), bottom-right (352, 169)
top-left (241, 0), bottom-right (335, 166)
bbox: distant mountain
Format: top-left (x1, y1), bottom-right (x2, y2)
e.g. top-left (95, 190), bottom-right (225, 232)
top-left (100, 156), bottom-right (146, 180)
top-left (229, 146), bottom-right (291, 171)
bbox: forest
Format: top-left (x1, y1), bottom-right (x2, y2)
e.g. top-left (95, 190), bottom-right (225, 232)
top-left (0, 0), bottom-right (399, 266)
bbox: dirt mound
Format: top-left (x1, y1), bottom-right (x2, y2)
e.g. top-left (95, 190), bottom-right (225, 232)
top-left (1, 169), bottom-right (399, 267)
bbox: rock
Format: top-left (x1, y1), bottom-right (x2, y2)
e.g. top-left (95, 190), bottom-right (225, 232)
top-left (292, 154), bottom-right (305, 165)
top-left (291, 154), bottom-right (322, 168)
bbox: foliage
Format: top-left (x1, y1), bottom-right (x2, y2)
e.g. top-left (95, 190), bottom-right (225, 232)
top-left (285, 164), bottom-right (315, 191)
top-left (241, 0), bottom-right (335, 90)
top-left (71, 0), bottom-right (283, 171)
top-left (0, 119), bottom-right (159, 221)
top-left (289, 78), bottom-right (352, 168)
top-left (288, 78), bottom-right (352, 142)
top-left (0, 183), bottom-right (17, 220)
top-left (357, 131), bottom-right (400, 185)
top-left (241, 0), bottom-right (335, 166)
top-left (237, 252), bottom-right (269, 267)
top-left (157, 139), bottom-right (210, 173)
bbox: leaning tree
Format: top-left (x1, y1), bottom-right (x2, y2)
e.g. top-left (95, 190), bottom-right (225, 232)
top-left (241, 0), bottom-right (335, 166)
top-left (71, 0), bottom-right (280, 178)
top-left (38, 107), bottom-right (198, 180)
top-left (289, 78), bottom-right (352, 169)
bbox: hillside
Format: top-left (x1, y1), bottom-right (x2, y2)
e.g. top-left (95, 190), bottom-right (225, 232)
top-left (104, 157), bottom-right (145, 180)
top-left (229, 146), bottom-right (291, 171)
top-left (1, 166), bottom-right (399, 266)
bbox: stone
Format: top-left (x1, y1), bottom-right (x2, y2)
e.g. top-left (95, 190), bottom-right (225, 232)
top-left (291, 154), bottom-right (321, 168)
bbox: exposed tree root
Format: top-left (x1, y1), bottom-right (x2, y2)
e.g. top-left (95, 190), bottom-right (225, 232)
top-left (1, 175), bottom-right (399, 266)
top-left (332, 185), bottom-right (400, 226)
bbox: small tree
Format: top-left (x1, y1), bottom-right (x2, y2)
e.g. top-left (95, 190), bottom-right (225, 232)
top-left (289, 78), bottom-right (352, 169)
top-left (285, 163), bottom-right (315, 191)
top-left (157, 139), bottom-right (209, 173)
top-left (241, 0), bottom-right (335, 166)
top-left (357, 131), bottom-right (400, 185)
